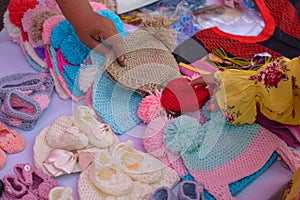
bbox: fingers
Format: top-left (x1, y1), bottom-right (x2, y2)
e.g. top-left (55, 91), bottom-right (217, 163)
top-left (103, 33), bottom-right (126, 66)
top-left (82, 34), bottom-right (111, 55)
top-left (190, 77), bottom-right (207, 87)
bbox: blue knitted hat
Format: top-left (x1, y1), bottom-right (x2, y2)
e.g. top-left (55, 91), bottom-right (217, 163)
top-left (92, 70), bottom-right (142, 135)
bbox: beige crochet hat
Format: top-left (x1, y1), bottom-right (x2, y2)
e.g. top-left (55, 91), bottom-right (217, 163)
top-left (103, 16), bottom-right (181, 96)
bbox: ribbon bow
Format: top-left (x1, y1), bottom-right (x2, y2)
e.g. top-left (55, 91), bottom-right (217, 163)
top-left (43, 147), bottom-right (100, 177)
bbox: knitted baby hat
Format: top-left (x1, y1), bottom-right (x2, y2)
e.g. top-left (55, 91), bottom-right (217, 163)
top-left (92, 70), bottom-right (142, 135)
top-left (103, 16), bottom-right (181, 96)
top-left (164, 112), bottom-right (300, 200)
top-left (161, 77), bottom-right (210, 112)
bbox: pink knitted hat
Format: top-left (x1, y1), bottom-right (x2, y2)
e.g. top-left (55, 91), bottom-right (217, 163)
top-left (163, 113), bottom-right (300, 200)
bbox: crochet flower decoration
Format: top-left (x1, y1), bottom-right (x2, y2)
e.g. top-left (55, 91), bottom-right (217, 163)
top-left (164, 115), bottom-right (205, 154)
top-left (50, 9), bottom-right (128, 65)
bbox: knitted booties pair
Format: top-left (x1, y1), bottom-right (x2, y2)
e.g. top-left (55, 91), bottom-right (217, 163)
top-left (0, 72), bottom-right (54, 130)
top-left (1, 163), bottom-right (58, 200)
top-left (78, 141), bottom-right (180, 200)
top-left (0, 123), bottom-right (25, 169)
top-left (150, 180), bottom-right (203, 200)
top-left (33, 106), bottom-right (120, 177)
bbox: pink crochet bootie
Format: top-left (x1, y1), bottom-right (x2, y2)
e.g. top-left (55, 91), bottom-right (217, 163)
top-left (13, 163), bottom-right (59, 199)
top-left (0, 122), bottom-right (25, 154)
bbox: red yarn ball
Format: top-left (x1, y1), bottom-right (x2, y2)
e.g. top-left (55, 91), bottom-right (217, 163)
top-left (8, 0), bottom-right (39, 28)
top-left (161, 78), bottom-right (210, 112)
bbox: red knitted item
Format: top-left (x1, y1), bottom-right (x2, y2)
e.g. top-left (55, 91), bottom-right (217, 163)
top-left (194, 0), bottom-right (300, 59)
top-left (161, 78), bottom-right (210, 112)
top-left (8, 0), bottom-right (39, 29)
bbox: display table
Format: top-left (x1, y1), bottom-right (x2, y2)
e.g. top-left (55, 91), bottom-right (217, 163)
top-left (0, 26), bottom-right (295, 200)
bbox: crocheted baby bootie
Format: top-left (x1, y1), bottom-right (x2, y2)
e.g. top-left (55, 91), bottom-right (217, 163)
top-left (113, 141), bottom-right (163, 184)
top-left (0, 149), bottom-right (6, 169)
top-left (45, 116), bottom-right (89, 151)
top-left (13, 163), bottom-right (59, 199)
top-left (149, 187), bottom-right (177, 200)
top-left (161, 78), bottom-right (210, 112)
top-left (0, 122), bottom-right (25, 154)
top-left (74, 106), bottom-right (117, 148)
top-left (49, 186), bottom-right (73, 200)
top-left (2, 91), bottom-right (42, 121)
top-left (88, 150), bottom-right (134, 196)
top-left (2, 175), bottom-right (31, 199)
top-left (177, 180), bottom-right (200, 200)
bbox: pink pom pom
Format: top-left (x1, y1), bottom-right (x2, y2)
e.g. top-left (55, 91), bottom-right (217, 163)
top-left (137, 89), bottom-right (166, 123)
top-left (22, 4), bottom-right (48, 33)
top-left (45, 0), bottom-right (62, 12)
top-left (90, 2), bottom-right (108, 11)
top-left (42, 15), bottom-right (65, 44)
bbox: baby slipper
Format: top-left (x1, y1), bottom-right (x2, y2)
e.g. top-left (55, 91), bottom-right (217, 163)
top-left (2, 175), bottom-right (28, 198)
top-left (0, 149), bottom-right (6, 169)
top-left (0, 73), bottom-right (43, 99)
top-left (49, 186), bottom-right (73, 200)
top-left (0, 99), bottom-right (37, 131)
top-left (45, 115), bottom-right (89, 151)
top-left (113, 141), bottom-right (163, 184)
top-left (177, 180), bottom-right (200, 200)
top-left (74, 106), bottom-right (117, 148)
top-left (0, 122), bottom-right (25, 154)
top-left (88, 150), bottom-right (134, 196)
top-left (2, 90), bottom-right (42, 121)
top-left (13, 163), bottom-right (59, 199)
top-left (149, 187), bottom-right (177, 200)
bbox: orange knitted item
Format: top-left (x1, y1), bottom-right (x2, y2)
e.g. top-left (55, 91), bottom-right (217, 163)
top-left (0, 122), bottom-right (25, 154)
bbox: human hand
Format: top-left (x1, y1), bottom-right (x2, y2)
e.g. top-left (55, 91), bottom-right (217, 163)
top-left (73, 11), bottom-right (126, 66)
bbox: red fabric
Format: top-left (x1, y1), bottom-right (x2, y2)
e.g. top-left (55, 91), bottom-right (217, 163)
top-left (161, 78), bottom-right (210, 112)
top-left (194, 0), bottom-right (300, 59)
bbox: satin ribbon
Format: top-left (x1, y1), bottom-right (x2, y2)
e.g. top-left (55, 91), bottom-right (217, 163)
top-left (43, 147), bottom-right (100, 177)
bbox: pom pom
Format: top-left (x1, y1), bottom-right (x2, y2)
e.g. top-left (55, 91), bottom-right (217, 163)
top-left (138, 90), bottom-right (166, 123)
top-left (3, 10), bottom-right (21, 43)
top-left (143, 115), bottom-right (170, 157)
top-left (45, 0), bottom-right (61, 12)
top-left (42, 15), bottom-right (65, 45)
top-left (30, 11), bottom-right (58, 45)
top-left (22, 4), bottom-right (48, 33)
top-left (164, 115), bottom-right (204, 154)
top-left (8, 0), bottom-right (39, 28)
top-left (50, 20), bottom-right (74, 49)
top-left (60, 34), bottom-right (90, 65)
top-left (161, 78), bottom-right (210, 112)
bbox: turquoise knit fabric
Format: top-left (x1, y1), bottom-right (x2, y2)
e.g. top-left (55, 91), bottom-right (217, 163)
top-left (92, 70), bottom-right (142, 135)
